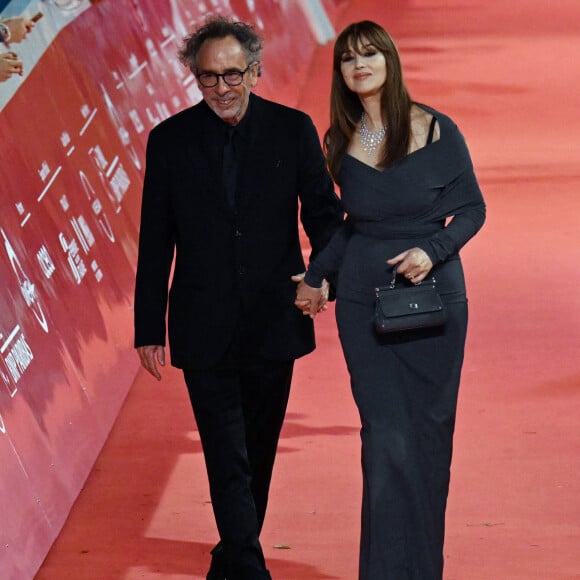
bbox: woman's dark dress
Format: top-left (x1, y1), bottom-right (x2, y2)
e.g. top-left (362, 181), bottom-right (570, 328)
top-left (305, 106), bottom-right (486, 579)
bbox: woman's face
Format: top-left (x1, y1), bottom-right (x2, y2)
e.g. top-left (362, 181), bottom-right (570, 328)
top-left (339, 37), bottom-right (387, 99)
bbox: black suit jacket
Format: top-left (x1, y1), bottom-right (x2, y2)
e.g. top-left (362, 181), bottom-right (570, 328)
top-left (134, 94), bottom-right (343, 369)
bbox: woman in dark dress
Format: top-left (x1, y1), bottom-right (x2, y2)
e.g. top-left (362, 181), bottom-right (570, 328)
top-left (295, 21), bottom-right (486, 579)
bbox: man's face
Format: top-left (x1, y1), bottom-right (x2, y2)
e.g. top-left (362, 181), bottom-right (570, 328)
top-left (196, 35), bottom-right (258, 126)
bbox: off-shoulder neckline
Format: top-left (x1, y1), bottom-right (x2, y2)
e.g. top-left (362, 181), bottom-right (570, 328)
top-left (345, 107), bottom-right (442, 173)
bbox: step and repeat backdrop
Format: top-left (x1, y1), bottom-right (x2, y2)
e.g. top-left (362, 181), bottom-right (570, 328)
top-left (0, 0), bottom-right (339, 576)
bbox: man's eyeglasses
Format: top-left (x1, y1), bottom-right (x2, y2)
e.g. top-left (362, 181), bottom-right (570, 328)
top-left (197, 64), bottom-right (255, 88)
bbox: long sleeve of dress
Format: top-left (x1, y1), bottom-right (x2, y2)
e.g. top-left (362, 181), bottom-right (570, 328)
top-left (418, 167), bottom-right (486, 266)
top-left (304, 217), bottom-right (352, 287)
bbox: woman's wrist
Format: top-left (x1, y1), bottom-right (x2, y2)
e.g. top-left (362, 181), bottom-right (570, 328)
top-left (304, 269), bottom-right (324, 288)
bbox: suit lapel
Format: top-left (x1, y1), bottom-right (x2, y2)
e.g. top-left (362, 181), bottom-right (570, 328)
top-left (237, 96), bottom-right (283, 211)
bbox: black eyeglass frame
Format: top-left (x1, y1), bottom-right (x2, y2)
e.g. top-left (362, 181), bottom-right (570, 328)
top-left (196, 63), bottom-right (256, 88)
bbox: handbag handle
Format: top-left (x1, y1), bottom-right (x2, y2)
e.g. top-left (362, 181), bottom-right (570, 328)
top-left (390, 265), bottom-right (436, 287)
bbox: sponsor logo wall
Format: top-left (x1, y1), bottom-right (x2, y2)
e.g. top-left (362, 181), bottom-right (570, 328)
top-left (0, 0), bottom-right (335, 576)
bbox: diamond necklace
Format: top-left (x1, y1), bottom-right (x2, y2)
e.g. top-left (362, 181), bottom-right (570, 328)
top-left (359, 112), bottom-right (386, 155)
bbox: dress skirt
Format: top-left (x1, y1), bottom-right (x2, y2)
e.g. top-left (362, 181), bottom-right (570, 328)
top-left (336, 289), bottom-right (468, 580)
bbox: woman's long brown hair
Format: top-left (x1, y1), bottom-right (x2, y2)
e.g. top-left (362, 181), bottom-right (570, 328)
top-left (324, 21), bottom-right (412, 181)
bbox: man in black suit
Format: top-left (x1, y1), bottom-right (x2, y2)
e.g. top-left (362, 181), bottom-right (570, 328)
top-left (134, 16), bottom-right (343, 580)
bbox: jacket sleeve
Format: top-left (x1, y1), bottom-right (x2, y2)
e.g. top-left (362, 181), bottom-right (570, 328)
top-left (296, 114), bottom-right (344, 262)
top-left (133, 126), bottom-right (176, 347)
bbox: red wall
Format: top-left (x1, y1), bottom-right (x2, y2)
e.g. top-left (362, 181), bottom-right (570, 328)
top-left (0, 0), bottom-right (327, 576)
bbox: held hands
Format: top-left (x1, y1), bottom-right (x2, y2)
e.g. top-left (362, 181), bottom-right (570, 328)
top-left (291, 272), bottom-right (329, 319)
top-left (387, 247), bottom-right (433, 284)
top-left (137, 345), bottom-right (165, 381)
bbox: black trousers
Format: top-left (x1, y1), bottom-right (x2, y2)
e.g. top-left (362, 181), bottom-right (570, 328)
top-left (183, 354), bottom-right (294, 580)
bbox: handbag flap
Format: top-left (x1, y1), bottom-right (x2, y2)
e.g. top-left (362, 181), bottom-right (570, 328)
top-left (376, 284), bottom-right (444, 318)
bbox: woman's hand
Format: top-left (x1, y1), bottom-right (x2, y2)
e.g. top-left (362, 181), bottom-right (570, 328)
top-left (291, 273), bottom-right (328, 318)
top-left (387, 247), bottom-right (433, 284)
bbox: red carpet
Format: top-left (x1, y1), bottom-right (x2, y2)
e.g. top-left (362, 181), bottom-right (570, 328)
top-left (36, 1), bottom-right (580, 578)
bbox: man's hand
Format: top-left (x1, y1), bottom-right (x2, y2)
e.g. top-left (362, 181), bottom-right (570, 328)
top-left (137, 345), bottom-right (165, 381)
top-left (291, 272), bottom-right (329, 319)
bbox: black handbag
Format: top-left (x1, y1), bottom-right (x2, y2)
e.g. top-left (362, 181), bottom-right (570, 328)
top-left (374, 269), bottom-right (447, 334)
